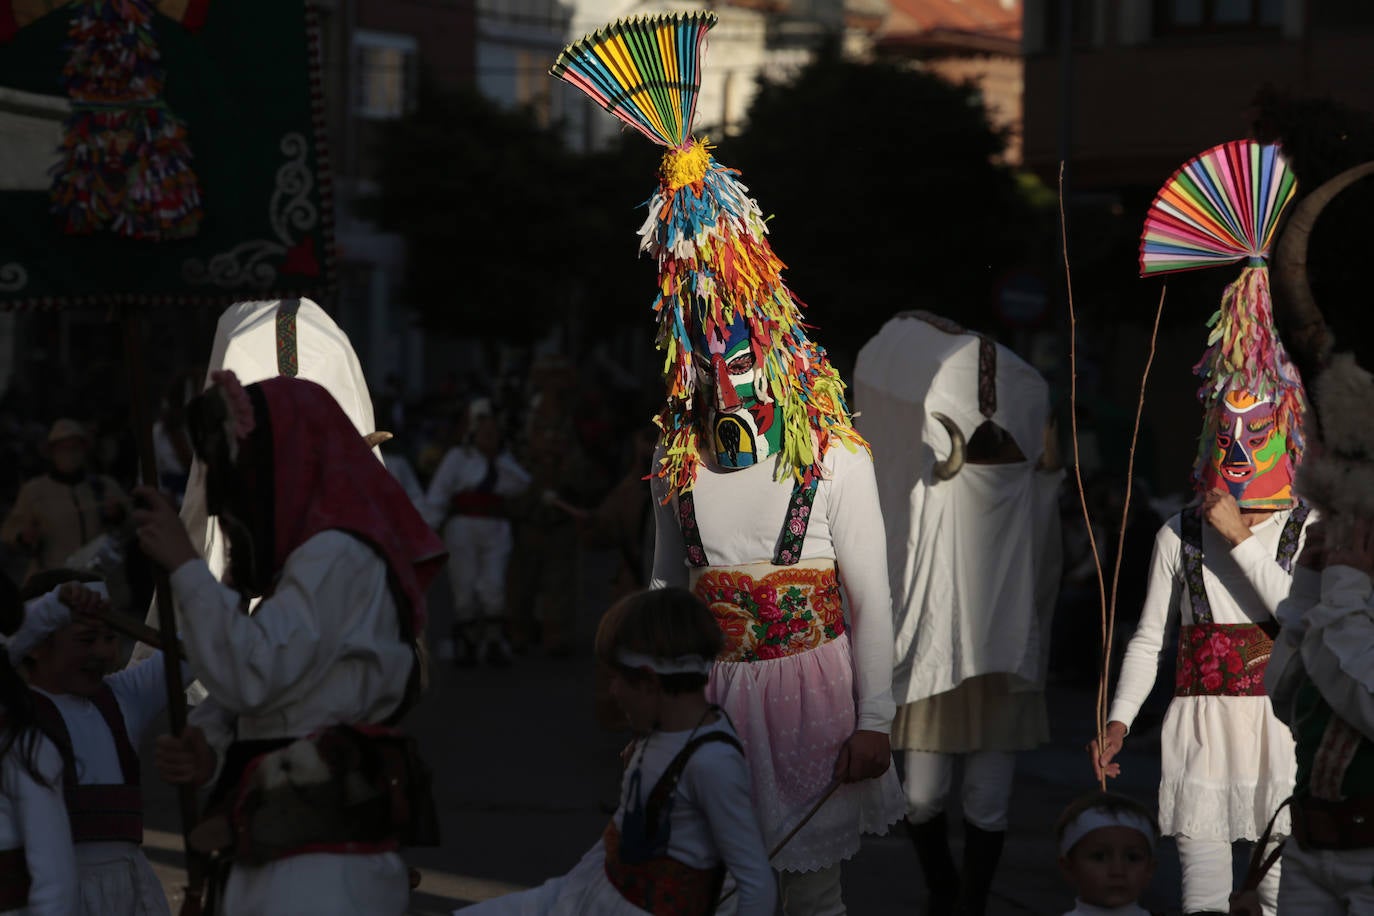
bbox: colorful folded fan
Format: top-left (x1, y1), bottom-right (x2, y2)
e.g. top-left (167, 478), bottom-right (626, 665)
top-left (549, 11), bottom-right (715, 150)
top-left (1140, 140), bottom-right (1296, 276)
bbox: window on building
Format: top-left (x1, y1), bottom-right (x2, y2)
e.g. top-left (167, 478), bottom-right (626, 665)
top-left (1154, 0), bottom-right (1281, 34)
top-left (354, 31), bottom-right (418, 120)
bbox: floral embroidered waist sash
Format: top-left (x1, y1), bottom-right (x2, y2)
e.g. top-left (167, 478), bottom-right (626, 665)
top-left (1175, 622), bottom-right (1277, 697)
top-left (689, 559), bottom-right (845, 663)
top-left (602, 821), bottom-right (724, 916)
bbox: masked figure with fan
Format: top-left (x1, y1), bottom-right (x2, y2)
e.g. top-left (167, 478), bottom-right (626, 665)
top-left (135, 370), bottom-right (445, 915)
top-left (549, 13), bottom-right (905, 914)
top-left (1091, 141), bottom-right (1317, 916)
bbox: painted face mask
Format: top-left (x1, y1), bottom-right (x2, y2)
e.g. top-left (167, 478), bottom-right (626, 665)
top-left (694, 309), bottom-right (781, 470)
top-left (1201, 391), bottom-right (1294, 509)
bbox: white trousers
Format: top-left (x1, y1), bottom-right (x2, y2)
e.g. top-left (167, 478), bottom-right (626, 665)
top-left (902, 750), bottom-right (1015, 831)
top-left (1278, 842), bottom-right (1374, 914)
top-left (778, 864), bottom-right (843, 916)
top-left (442, 516), bottom-right (512, 623)
top-left (1175, 836), bottom-right (1281, 915)
top-left (223, 851), bottom-right (409, 915)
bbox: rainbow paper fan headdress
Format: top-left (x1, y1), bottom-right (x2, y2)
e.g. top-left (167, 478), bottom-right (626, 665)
top-left (550, 12), bottom-right (864, 499)
top-left (1140, 139), bottom-right (1306, 507)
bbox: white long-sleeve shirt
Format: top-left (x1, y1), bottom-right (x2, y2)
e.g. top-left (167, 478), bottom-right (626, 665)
top-left (616, 719), bottom-right (775, 915)
top-left (0, 733), bottom-right (76, 916)
top-left (173, 530), bottom-right (413, 747)
top-left (422, 447), bottom-right (530, 529)
top-left (650, 444), bottom-right (896, 734)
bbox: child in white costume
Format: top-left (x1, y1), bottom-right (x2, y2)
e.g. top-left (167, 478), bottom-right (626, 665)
top-left (0, 577), bottom-right (78, 915)
top-left (459, 588), bottom-right (775, 915)
top-left (1056, 792), bottom-right (1160, 916)
top-left (1094, 490), bottom-right (1311, 914)
top-left (15, 573), bottom-right (178, 916)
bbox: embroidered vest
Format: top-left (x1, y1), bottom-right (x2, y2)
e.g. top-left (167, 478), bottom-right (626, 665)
top-left (1173, 507), bottom-right (1308, 698)
top-left (603, 731), bottom-right (742, 916)
top-left (677, 481), bottom-right (846, 661)
top-left (1293, 679), bottom-right (1374, 803)
top-left (29, 685), bottom-right (143, 844)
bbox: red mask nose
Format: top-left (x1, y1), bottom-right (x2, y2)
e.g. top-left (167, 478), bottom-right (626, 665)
top-left (713, 354), bottom-right (742, 411)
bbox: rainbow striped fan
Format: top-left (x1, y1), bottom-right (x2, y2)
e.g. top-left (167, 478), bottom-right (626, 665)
top-left (1139, 140), bottom-right (1297, 277)
top-left (549, 11), bottom-right (716, 149)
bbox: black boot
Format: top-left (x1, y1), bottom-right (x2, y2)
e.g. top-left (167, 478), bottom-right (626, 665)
top-left (958, 820), bottom-right (1005, 916)
top-left (904, 814), bottom-right (960, 915)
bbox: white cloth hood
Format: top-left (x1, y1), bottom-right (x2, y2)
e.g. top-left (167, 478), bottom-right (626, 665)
top-left (855, 312), bottom-right (1062, 705)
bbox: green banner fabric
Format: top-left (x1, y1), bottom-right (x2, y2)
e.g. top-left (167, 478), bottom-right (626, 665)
top-left (0, 0), bottom-right (334, 309)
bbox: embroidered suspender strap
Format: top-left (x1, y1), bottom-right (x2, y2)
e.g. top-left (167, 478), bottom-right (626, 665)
top-left (676, 490), bottom-right (710, 568)
top-left (1276, 505), bottom-right (1311, 573)
top-left (1179, 510), bottom-right (1213, 625)
top-left (773, 480), bottom-right (818, 566)
top-left (679, 478), bottom-right (816, 568)
top-left (643, 731), bottom-right (744, 842)
top-left (0, 848), bottom-right (29, 912)
top-left (275, 298), bottom-right (301, 377)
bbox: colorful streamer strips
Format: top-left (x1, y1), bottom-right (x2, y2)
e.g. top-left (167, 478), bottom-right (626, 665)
top-left (1139, 140), bottom-right (1297, 277)
top-left (549, 11), bottom-right (716, 149)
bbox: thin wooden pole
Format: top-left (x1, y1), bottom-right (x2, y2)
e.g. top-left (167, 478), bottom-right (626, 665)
top-left (121, 309), bottom-right (206, 911)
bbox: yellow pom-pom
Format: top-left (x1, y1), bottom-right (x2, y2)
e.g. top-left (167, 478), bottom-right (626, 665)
top-left (661, 139), bottom-right (711, 190)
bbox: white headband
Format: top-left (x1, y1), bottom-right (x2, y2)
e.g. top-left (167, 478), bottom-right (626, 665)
top-left (4, 582), bottom-right (108, 665)
top-left (616, 650), bottom-right (713, 676)
top-left (1059, 808), bottom-right (1158, 857)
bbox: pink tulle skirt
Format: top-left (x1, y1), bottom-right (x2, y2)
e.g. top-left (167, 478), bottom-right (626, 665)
top-left (707, 634), bottom-right (905, 873)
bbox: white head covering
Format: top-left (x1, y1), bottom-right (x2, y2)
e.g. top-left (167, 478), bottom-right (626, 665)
top-left (5, 582), bottom-right (108, 665)
top-left (615, 650), bottom-right (713, 676)
top-left (1059, 807), bottom-right (1158, 857)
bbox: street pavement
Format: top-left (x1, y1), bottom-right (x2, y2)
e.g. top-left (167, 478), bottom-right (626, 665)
top-left (139, 548), bottom-right (1254, 914)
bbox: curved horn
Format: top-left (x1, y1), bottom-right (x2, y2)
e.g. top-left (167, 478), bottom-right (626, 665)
top-left (930, 412), bottom-right (966, 481)
top-left (1274, 161), bottom-right (1374, 372)
top-left (364, 431), bottom-right (393, 448)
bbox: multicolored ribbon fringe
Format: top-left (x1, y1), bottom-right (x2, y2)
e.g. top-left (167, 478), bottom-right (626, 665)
top-left (50, 0), bottom-right (202, 241)
top-left (551, 13), bottom-right (865, 498)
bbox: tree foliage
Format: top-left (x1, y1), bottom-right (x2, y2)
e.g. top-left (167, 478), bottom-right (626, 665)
top-left (360, 84), bottom-right (656, 341)
top-left (720, 47), bottom-right (1048, 354)
top-left (364, 52), bottom-right (1050, 348)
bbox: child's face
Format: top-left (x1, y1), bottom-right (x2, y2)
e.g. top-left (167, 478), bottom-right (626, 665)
top-left (607, 668), bottom-right (660, 735)
top-left (29, 619), bottom-right (119, 697)
top-left (1060, 825), bottom-right (1155, 908)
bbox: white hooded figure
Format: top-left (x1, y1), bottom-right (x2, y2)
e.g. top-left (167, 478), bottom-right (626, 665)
top-left (131, 299), bottom-right (382, 680)
top-left (854, 311), bottom-right (1063, 915)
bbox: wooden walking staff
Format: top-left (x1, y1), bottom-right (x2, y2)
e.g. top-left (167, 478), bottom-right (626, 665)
top-left (123, 311), bottom-right (208, 914)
